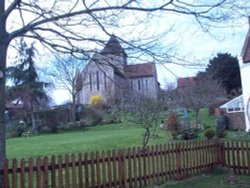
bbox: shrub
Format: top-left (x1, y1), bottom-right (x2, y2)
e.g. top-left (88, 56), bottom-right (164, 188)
top-left (204, 128), bottom-right (215, 139)
top-left (215, 114), bottom-right (228, 138)
top-left (90, 95), bottom-right (103, 107)
top-left (181, 128), bottom-right (198, 140)
top-left (216, 115), bottom-right (229, 130)
top-left (7, 121), bottom-right (27, 138)
top-left (167, 112), bottom-right (179, 139)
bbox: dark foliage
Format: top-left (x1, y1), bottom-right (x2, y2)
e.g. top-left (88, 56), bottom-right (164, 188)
top-left (205, 53), bottom-right (241, 95)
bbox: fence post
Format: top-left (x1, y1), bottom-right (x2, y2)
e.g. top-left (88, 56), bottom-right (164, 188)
top-left (118, 149), bottom-right (126, 188)
top-left (176, 143), bottom-right (181, 180)
top-left (217, 140), bottom-right (226, 167)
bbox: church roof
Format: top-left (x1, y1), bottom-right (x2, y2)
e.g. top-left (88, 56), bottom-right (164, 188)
top-left (101, 35), bottom-right (126, 56)
top-left (241, 17), bottom-right (250, 63)
top-left (125, 63), bottom-right (155, 78)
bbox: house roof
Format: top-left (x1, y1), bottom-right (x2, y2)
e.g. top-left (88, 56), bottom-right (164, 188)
top-left (177, 77), bottom-right (195, 88)
top-left (101, 35), bottom-right (126, 56)
top-left (125, 63), bottom-right (155, 78)
top-left (241, 17), bottom-right (250, 63)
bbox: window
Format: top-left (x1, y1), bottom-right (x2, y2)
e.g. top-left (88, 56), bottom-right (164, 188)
top-left (89, 73), bottom-right (92, 91)
top-left (145, 80), bottom-right (148, 90)
top-left (104, 73), bottom-right (107, 90)
top-left (96, 71), bottom-right (100, 91)
top-left (130, 81), bottom-right (133, 91)
top-left (138, 80), bottom-right (141, 91)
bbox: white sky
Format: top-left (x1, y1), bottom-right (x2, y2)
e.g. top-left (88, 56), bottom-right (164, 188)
top-left (5, 2), bottom-right (249, 105)
top-left (52, 17), bottom-right (249, 104)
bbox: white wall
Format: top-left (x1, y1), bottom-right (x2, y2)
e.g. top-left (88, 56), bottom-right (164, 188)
top-left (239, 60), bottom-right (250, 132)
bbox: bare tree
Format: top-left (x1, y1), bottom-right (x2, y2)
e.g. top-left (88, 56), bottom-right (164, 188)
top-left (123, 94), bottom-right (166, 150)
top-left (174, 74), bottom-right (224, 128)
top-left (0, 0), bottom-right (249, 184)
top-left (45, 55), bottom-right (85, 122)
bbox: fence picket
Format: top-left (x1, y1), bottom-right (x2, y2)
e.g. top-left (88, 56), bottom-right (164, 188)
top-left (127, 148), bottom-right (132, 187)
top-left (90, 152), bottom-right (95, 188)
top-left (132, 147), bottom-right (137, 188)
top-left (241, 142), bottom-right (246, 175)
top-left (51, 155), bottom-right (56, 188)
top-left (101, 151), bottom-right (106, 188)
top-left (112, 150), bottom-right (117, 188)
top-left (84, 153), bottom-right (89, 188)
top-left (58, 155), bottom-right (63, 188)
top-left (4, 159), bottom-right (8, 188)
top-left (137, 147), bottom-right (142, 187)
top-left (28, 158), bottom-right (33, 188)
top-left (12, 158), bottom-right (17, 188)
top-left (3, 140), bottom-right (250, 188)
top-left (107, 150), bottom-right (112, 188)
top-left (96, 151), bottom-right (101, 188)
top-left (246, 142), bottom-right (250, 176)
top-left (71, 154), bottom-right (77, 188)
top-left (78, 153), bottom-right (83, 188)
top-left (65, 155), bottom-right (70, 188)
top-left (20, 159), bottom-right (25, 188)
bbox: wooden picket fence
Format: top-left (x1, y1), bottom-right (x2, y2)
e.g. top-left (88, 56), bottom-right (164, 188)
top-left (1, 140), bottom-right (250, 188)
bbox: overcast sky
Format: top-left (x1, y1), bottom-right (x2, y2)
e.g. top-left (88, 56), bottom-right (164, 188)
top-left (50, 15), bottom-right (249, 104)
top-left (156, 15), bottom-right (249, 88)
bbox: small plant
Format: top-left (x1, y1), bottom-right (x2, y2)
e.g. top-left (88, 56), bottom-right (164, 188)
top-left (181, 128), bottom-right (198, 140)
top-left (204, 128), bottom-right (215, 139)
top-left (167, 112), bottom-right (179, 139)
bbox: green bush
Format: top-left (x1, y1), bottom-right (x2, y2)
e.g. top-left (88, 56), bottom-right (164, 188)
top-left (204, 128), bottom-right (215, 139)
top-left (7, 121), bottom-right (27, 138)
top-left (216, 115), bottom-right (229, 130)
top-left (181, 128), bottom-right (198, 140)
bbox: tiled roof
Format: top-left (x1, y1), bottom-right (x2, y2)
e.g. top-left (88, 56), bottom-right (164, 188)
top-left (241, 17), bottom-right (250, 63)
top-left (177, 77), bottom-right (195, 88)
top-left (101, 35), bottom-right (126, 56)
top-left (125, 63), bottom-right (155, 78)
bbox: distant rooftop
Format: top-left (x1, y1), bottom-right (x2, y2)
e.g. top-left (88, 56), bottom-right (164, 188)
top-left (177, 77), bottom-right (195, 88)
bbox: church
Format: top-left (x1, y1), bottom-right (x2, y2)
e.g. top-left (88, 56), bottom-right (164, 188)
top-left (77, 35), bottom-right (159, 105)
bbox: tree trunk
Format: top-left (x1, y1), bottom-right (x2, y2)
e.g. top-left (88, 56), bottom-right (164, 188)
top-left (142, 127), bottom-right (150, 151)
top-left (194, 108), bottom-right (200, 128)
top-left (72, 93), bottom-right (76, 123)
top-left (31, 107), bottom-right (36, 133)
top-left (0, 1), bottom-right (10, 185)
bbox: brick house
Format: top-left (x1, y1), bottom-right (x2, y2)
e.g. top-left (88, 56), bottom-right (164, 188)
top-left (77, 35), bottom-right (159, 104)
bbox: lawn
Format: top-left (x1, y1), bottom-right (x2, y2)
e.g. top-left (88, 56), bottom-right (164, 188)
top-left (7, 108), bottom-right (250, 160)
top-left (6, 122), bottom-right (171, 160)
top-left (159, 172), bottom-right (250, 188)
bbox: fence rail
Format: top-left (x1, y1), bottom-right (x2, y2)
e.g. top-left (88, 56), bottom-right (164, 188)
top-left (1, 140), bottom-right (250, 188)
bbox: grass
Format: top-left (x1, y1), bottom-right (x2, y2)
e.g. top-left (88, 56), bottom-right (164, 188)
top-left (6, 108), bottom-right (250, 160)
top-left (6, 122), bottom-right (171, 160)
top-left (158, 172), bottom-right (250, 188)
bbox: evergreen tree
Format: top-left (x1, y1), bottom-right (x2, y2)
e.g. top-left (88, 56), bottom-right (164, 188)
top-left (206, 53), bottom-right (241, 95)
top-left (6, 40), bottom-right (49, 132)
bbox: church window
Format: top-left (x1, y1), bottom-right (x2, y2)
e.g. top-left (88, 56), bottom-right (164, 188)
top-left (145, 80), bottom-right (148, 90)
top-left (89, 73), bottom-right (92, 91)
top-left (104, 73), bottom-right (107, 90)
top-left (96, 71), bottom-right (100, 90)
top-left (138, 80), bottom-right (141, 91)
